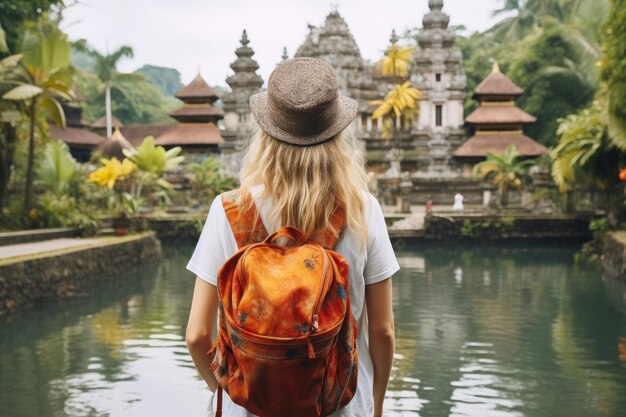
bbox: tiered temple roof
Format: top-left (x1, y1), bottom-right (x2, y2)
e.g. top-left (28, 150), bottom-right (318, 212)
top-left (155, 72), bottom-right (224, 147)
top-left (454, 63), bottom-right (548, 158)
top-left (48, 102), bottom-right (106, 162)
top-left (222, 30), bottom-right (264, 114)
top-left (174, 73), bottom-right (220, 103)
top-left (220, 30), bottom-right (265, 158)
top-left (48, 124), bottom-right (105, 147)
top-left (473, 66), bottom-right (524, 98)
top-left (93, 126), bottom-right (134, 160)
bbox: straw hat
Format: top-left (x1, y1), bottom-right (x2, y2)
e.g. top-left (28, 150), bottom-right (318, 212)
top-left (249, 57), bottom-right (358, 146)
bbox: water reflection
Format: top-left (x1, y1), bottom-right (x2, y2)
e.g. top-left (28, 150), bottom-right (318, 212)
top-left (389, 242), bottom-right (626, 417)
top-left (0, 242), bottom-right (625, 417)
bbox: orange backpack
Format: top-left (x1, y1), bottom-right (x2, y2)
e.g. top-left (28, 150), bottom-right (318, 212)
top-left (208, 188), bottom-right (358, 417)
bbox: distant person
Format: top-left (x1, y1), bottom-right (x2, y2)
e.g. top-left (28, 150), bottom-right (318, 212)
top-left (453, 193), bottom-right (464, 211)
top-left (185, 58), bottom-right (399, 417)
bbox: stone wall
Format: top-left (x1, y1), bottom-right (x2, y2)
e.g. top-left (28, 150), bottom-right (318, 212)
top-left (146, 217), bottom-right (204, 241)
top-left (378, 176), bottom-right (495, 206)
top-left (601, 232), bottom-right (626, 281)
top-left (423, 214), bottom-right (593, 240)
top-left (0, 232), bottom-right (161, 316)
top-left (0, 227), bottom-right (79, 246)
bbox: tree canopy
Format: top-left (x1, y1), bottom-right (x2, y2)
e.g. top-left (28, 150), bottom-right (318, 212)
top-left (0, 0), bottom-right (64, 53)
top-left (136, 64), bottom-right (183, 96)
top-left (600, 0), bottom-right (626, 150)
top-left (454, 0), bottom-right (608, 147)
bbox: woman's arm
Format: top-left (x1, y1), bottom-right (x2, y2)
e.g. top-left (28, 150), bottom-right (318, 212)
top-left (365, 277), bottom-right (395, 417)
top-left (186, 277), bottom-right (219, 391)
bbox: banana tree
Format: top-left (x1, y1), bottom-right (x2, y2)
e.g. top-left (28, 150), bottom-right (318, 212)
top-left (37, 139), bottom-right (82, 197)
top-left (2, 25), bottom-right (75, 213)
top-left (473, 144), bottom-right (537, 206)
top-left (122, 135), bottom-right (184, 207)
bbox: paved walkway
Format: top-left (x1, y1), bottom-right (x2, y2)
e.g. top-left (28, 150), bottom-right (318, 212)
top-left (0, 238), bottom-right (102, 260)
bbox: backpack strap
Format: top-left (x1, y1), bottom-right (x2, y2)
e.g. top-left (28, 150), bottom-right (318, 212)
top-left (222, 188), bottom-right (346, 249)
top-left (222, 188), bottom-right (268, 248)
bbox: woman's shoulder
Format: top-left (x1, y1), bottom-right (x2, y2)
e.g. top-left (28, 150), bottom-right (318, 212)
top-left (360, 191), bottom-right (383, 218)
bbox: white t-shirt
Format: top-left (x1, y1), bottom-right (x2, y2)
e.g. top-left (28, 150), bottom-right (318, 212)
top-left (186, 188), bottom-right (400, 417)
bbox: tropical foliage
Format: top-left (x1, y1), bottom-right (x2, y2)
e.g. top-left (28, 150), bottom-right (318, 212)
top-left (24, 138), bottom-right (99, 234)
top-left (550, 101), bottom-right (621, 192)
top-left (377, 43), bottom-right (413, 79)
top-left (454, 0), bottom-right (609, 147)
top-left (599, 0), bottom-right (626, 150)
top-left (371, 34), bottom-right (421, 141)
top-left (1, 21), bottom-right (75, 213)
top-left (473, 144), bottom-right (536, 206)
top-left (72, 63), bottom-right (177, 126)
top-left (0, 21), bottom-right (7, 53)
top-left (75, 43), bottom-right (136, 137)
top-left (507, 25), bottom-right (597, 146)
top-left (136, 64), bottom-right (184, 96)
top-left (0, 0), bottom-right (64, 53)
top-left (372, 81), bottom-right (421, 121)
top-left (88, 137), bottom-right (185, 217)
top-left (122, 136), bottom-right (183, 176)
top-left (37, 139), bottom-right (82, 195)
top-left (186, 157), bottom-right (236, 207)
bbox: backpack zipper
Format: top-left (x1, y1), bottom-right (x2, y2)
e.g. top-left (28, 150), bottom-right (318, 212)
top-left (308, 249), bottom-right (333, 359)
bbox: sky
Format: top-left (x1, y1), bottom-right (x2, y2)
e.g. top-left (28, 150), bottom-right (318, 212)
top-left (62, 0), bottom-right (506, 88)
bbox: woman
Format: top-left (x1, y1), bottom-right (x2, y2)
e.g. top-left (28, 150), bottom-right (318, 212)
top-left (186, 57), bottom-right (398, 417)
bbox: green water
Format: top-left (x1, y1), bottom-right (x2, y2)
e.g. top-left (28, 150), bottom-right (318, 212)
top-left (1, 242), bottom-right (625, 417)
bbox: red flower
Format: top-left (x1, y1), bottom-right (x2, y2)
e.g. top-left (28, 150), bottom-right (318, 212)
top-left (619, 168), bottom-right (626, 181)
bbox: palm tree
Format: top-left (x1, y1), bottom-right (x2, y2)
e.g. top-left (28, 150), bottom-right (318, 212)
top-left (80, 44), bottom-right (135, 138)
top-left (2, 25), bottom-right (75, 213)
top-left (376, 30), bottom-right (412, 80)
top-left (489, 0), bottom-right (547, 42)
top-left (371, 31), bottom-right (421, 141)
top-left (489, 0), bottom-right (608, 44)
top-left (473, 144), bottom-right (536, 206)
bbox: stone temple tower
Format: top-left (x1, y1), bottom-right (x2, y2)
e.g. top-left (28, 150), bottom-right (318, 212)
top-left (221, 30), bottom-right (264, 154)
top-left (412, 0), bottom-right (466, 174)
top-left (294, 9), bottom-right (377, 102)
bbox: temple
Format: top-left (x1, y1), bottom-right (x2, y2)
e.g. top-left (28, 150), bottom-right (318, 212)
top-left (48, 100), bottom-right (106, 162)
top-left (219, 1), bottom-right (468, 175)
top-left (52, 0), bottom-right (549, 196)
top-left (154, 73), bottom-right (224, 153)
top-left (454, 62), bottom-right (548, 173)
top-left (119, 72), bottom-right (224, 155)
top-left (412, 0), bottom-right (466, 174)
top-left (221, 30), bottom-right (264, 154)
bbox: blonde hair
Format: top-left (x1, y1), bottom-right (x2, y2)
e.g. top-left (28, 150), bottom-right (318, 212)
top-left (239, 130), bottom-right (368, 245)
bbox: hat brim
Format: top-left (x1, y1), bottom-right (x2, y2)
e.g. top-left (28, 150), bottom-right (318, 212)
top-left (249, 92), bottom-right (358, 146)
